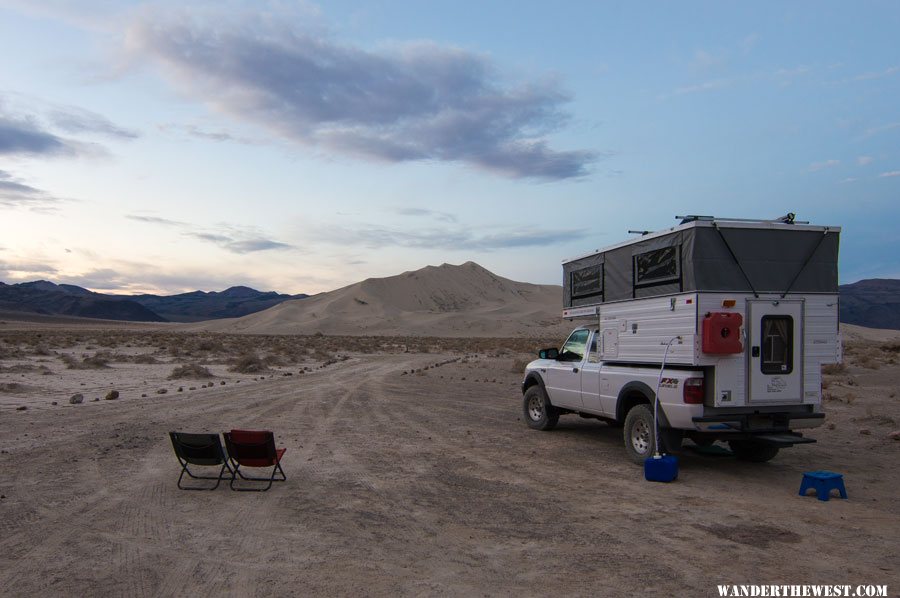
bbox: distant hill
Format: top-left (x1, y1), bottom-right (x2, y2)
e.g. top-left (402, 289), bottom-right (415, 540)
top-left (0, 281), bottom-right (165, 322)
top-left (839, 279), bottom-right (900, 330)
top-left (0, 281), bottom-right (307, 323)
top-left (194, 261), bottom-right (572, 337)
top-left (132, 286), bottom-right (308, 322)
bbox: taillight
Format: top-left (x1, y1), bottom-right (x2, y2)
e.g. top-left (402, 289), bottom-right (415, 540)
top-left (683, 377), bottom-right (704, 404)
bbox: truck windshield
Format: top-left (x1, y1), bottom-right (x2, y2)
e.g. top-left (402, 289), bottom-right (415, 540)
top-left (559, 329), bottom-right (590, 362)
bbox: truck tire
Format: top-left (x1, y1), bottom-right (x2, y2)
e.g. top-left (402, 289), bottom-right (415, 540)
top-left (522, 385), bottom-right (559, 431)
top-left (623, 404), bottom-right (656, 464)
top-left (728, 440), bottom-right (780, 463)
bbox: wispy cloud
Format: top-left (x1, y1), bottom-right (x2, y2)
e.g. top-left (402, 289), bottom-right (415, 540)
top-left (809, 159), bottom-right (840, 172)
top-left (862, 122), bottom-right (900, 138)
top-left (123, 9), bottom-right (596, 180)
top-left (878, 171), bottom-right (900, 178)
top-left (126, 214), bottom-right (187, 227)
top-left (857, 156), bottom-right (874, 166)
top-left (49, 106), bottom-right (138, 139)
top-left (128, 212), bottom-right (294, 254)
top-left (0, 260), bottom-right (59, 280)
top-left (669, 78), bottom-right (731, 97)
top-left (394, 207), bottom-right (458, 223)
top-left (157, 123), bottom-right (258, 144)
top-left (0, 169), bottom-right (65, 210)
top-left (308, 223), bottom-right (588, 251)
top-left (0, 114), bottom-right (73, 156)
top-left (852, 65), bottom-right (899, 82)
top-left (1, 95), bottom-right (136, 158)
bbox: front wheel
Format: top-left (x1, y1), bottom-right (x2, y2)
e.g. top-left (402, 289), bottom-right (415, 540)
top-left (728, 440), bottom-right (780, 463)
top-left (623, 404), bottom-right (656, 464)
top-left (522, 386), bottom-right (559, 431)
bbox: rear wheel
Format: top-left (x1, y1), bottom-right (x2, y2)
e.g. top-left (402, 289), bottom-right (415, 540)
top-left (623, 404), bottom-right (656, 464)
top-left (728, 440), bottom-right (780, 463)
top-left (522, 385), bottom-right (559, 431)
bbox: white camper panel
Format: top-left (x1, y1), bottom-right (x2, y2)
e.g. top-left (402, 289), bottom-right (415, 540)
top-left (593, 293), bottom-right (699, 365)
top-left (802, 294), bottom-right (841, 404)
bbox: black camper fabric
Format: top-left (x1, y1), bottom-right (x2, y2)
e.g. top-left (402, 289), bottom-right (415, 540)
top-left (563, 225), bottom-right (839, 308)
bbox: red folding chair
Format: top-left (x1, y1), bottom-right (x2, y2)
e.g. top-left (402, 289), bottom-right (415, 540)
top-left (223, 430), bottom-right (287, 491)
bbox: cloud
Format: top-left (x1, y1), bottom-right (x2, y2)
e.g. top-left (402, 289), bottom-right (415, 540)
top-left (394, 207), bottom-right (458, 223)
top-left (878, 171), bottom-right (900, 178)
top-left (126, 214), bottom-right (187, 227)
top-left (0, 114), bottom-right (73, 156)
top-left (862, 122), bottom-right (900, 138)
top-left (808, 159), bottom-right (839, 172)
top-left (852, 65), bottom-right (899, 82)
top-left (1, 96), bottom-right (135, 157)
top-left (157, 122), bottom-right (258, 144)
top-left (185, 230), bottom-right (293, 253)
top-left (128, 212), bottom-right (293, 254)
top-left (49, 106), bottom-right (138, 139)
top-left (124, 11), bottom-right (595, 180)
top-left (0, 169), bottom-right (64, 210)
top-left (0, 260), bottom-right (59, 280)
top-left (309, 223), bottom-right (587, 251)
top-left (857, 156), bottom-right (874, 166)
top-left (666, 78), bottom-right (731, 98)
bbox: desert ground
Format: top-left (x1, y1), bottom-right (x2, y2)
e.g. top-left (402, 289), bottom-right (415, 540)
top-left (0, 320), bottom-right (898, 596)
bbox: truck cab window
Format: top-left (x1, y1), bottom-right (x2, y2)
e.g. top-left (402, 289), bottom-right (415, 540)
top-left (559, 329), bottom-right (590, 361)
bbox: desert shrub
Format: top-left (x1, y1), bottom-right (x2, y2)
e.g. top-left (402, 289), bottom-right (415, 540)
top-left (81, 353), bottom-right (111, 369)
top-left (132, 354), bottom-right (160, 364)
top-left (510, 358), bottom-right (531, 373)
top-left (228, 353), bottom-right (269, 374)
top-left (821, 363), bottom-right (847, 375)
top-left (168, 363), bottom-right (214, 379)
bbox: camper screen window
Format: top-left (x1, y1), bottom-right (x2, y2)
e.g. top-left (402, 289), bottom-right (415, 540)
top-left (760, 315), bottom-right (793, 375)
top-left (571, 265), bottom-right (603, 299)
top-left (634, 246), bottom-right (680, 287)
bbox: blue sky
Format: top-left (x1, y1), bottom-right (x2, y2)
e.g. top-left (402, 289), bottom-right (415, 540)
top-left (1, 1), bottom-right (898, 294)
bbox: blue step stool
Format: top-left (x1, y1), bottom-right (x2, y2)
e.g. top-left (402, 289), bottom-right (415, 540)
top-left (799, 471), bottom-right (847, 501)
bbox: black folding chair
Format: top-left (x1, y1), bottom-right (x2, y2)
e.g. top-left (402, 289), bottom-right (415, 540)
top-left (169, 432), bottom-right (235, 490)
top-left (223, 430), bottom-right (287, 491)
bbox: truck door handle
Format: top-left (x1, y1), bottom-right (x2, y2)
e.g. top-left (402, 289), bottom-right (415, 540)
top-left (572, 367), bottom-right (579, 373)
top-left (751, 346), bottom-right (760, 358)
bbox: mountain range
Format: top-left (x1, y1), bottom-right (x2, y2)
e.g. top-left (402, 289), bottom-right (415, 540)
top-left (2, 269), bottom-right (898, 332)
top-left (0, 281), bottom-right (307, 323)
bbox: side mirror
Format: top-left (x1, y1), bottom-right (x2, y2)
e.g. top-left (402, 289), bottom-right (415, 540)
top-left (539, 348), bottom-right (559, 360)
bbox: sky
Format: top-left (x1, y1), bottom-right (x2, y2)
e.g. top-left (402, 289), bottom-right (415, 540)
top-left (1, 1), bottom-right (898, 295)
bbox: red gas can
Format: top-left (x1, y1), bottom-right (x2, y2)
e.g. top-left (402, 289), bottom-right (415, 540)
top-left (702, 312), bottom-right (743, 354)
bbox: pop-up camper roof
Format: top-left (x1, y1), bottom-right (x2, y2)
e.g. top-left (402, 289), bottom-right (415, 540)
top-left (562, 215), bottom-right (840, 309)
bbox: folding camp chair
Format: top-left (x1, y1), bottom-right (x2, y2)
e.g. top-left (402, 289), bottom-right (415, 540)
top-left (223, 430), bottom-right (287, 491)
top-left (169, 432), bottom-right (235, 490)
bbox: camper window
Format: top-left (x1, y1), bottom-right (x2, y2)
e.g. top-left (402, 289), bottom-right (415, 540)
top-left (634, 246), bottom-right (680, 288)
top-left (571, 264), bottom-right (604, 300)
top-left (761, 315), bottom-right (793, 375)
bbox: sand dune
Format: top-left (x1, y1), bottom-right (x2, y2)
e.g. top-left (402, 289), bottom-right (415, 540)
top-left (194, 261), bottom-right (573, 337)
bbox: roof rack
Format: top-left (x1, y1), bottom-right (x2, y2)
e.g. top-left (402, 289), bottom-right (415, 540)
top-left (676, 213), bottom-right (808, 225)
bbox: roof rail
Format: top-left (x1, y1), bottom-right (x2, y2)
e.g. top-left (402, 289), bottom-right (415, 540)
top-left (676, 213), bottom-right (808, 225)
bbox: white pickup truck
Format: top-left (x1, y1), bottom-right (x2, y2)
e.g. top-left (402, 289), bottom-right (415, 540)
top-left (521, 326), bottom-right (822, 464)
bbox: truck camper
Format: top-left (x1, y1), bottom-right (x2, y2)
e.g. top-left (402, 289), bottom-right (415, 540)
top-left (521, 214), bottom-right (842, 463)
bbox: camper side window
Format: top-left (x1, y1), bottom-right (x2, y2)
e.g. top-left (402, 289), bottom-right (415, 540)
top-left (571, 264), bottom-right (604, 300)
top-left (760, 316), bottom-right (793, 375)
top-left (634, 246), bottom-right (680, 287)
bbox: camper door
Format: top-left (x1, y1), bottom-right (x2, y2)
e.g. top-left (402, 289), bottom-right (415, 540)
top-left (747, 300), bottom-right (804, 404)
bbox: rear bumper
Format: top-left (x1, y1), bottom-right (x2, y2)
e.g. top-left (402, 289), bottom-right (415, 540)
top-left (692, 411), bottom-right (824, 434)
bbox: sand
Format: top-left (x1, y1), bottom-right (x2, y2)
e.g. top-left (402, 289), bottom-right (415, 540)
top-left (0, 323), bottom-right (898, 596)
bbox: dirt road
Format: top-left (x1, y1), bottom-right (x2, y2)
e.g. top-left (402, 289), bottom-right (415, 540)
top-left (1, 352), bottom-right (897, 596)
